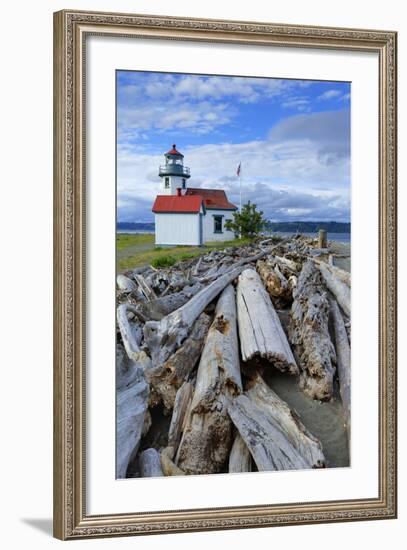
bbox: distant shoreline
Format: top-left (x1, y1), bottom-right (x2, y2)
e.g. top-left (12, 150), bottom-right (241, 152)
top-left (117, 220), bottom-right (351, 234)
top-left (117, 229), bottom-right (351, 244)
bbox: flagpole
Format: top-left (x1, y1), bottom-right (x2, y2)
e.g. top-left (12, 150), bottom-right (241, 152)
top-left (239, 170), bottom-right (242, 213)
top-left (238, 161), bottom-right (242, 239)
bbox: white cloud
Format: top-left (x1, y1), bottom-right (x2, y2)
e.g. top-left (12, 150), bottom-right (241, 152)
top-left (318, 89), bottom-right (342, 101)
top-left (117, 110), bottom-right (350, 222)
top-left (117, 100), bottom-right (234, 141)
top-left (117, 74), bottom-right (316, 142)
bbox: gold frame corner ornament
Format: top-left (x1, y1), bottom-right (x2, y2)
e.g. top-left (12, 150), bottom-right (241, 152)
top-left (53, 9), bottom-right (397, 540)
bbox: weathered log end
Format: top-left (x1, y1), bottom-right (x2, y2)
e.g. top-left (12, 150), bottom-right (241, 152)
top-left (237, 268), bottom-right (299, 375)
top-left (176, 410), bottom-right (234, 475)
top-left (256, 259), bottom-right (292, 308)
top-left (139, 448), bottom-right (163, 477)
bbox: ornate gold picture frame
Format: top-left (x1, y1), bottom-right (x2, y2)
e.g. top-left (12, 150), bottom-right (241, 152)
top-left (53, 9), bottom-right (397, 540)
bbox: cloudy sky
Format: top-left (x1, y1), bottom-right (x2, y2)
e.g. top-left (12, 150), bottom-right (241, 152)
top-left (117, 70), bottom-right (350, 223)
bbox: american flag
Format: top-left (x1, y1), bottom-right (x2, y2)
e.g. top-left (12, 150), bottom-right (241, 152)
top-left (236, 162), bottom-right (241, 176)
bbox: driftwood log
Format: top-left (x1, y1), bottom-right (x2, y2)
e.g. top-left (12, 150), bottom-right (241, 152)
top-left (167, 381), bottom-right (194, 452)
top-left (117, 273), bottom-right (136, 293)
top-left (139, 448), bottom-right (163, 477)
top-left (116, 362), bottom-right (149, 478)
top-left (256, 260), bottom-right (291, 306)
top-left (330, 298), bottom-right (351, 445)
top-left (134, 273), bottom-right (157, 301)
top-left (144, 263), bottom-right (248, 366)
top-left (229, 433), bottom-right (252, 473)
top-left (160, 447), bottom-right (185, 476)
top-left (134, 283), bottom-right (204, 322)
top-left (275, 255), bottom-right (299, 274)
top-left (146, 314), bottom-right (211, 410)
top-left (117, 303), bottom-right (144, 362)
top-left (289, 260), bottom-right (336, 400)
top-left (176, 285), bottom-right (242, 474)
top-left (228, 393), bottom-right (310, 471)
top-left (246, 375), bottom-right (325, 467)
top-left (236, 268), bottom-right (298, 374)
top-left (318, 262), bottom-right (351, 317)
top-left (314, 259), bottom-right (351, 287)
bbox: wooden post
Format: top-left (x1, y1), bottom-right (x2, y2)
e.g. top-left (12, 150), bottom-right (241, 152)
top-left (318, 229), bottom-right (327, 249)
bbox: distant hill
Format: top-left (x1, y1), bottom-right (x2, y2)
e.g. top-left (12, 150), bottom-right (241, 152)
top-left (117, 222), bottom-right (155, 231)
top-left (117, 221), bottom-right (350, 234)
top-left (264, 221), bottom-right (350, 233)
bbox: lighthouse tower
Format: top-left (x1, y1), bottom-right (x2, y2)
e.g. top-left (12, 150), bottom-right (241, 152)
top-left (158, 144), bottom-right (191, 195)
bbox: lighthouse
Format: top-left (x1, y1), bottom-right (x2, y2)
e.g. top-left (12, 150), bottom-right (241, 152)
top-left (152, 145), bottom-right (237, 246)
top-left (158, 144), bottom-right (191, 195)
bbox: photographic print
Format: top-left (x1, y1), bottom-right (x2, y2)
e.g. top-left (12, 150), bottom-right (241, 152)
top-left (116, 70), bottom-right (351, 479)
top-left (54, 10), bottom-right (397, 539)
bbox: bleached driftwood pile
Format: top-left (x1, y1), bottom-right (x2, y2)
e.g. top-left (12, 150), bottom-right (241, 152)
top-left (116, 235), bottom-right (351, 478)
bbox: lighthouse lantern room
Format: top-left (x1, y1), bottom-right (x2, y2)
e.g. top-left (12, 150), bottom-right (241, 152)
top-left (158, 144), bottom-right (191, 195)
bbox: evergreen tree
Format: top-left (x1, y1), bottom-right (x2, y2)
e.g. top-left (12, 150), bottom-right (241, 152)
top-left (225, 201), bottom-right (266, 238)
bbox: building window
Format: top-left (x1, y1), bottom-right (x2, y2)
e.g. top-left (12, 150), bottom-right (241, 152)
top-left (214, 215), bottom-right (223, 234)
top-left (182, 178), bottom-right (186, 189)
top-left (165, 177), bottom-right (170, 188)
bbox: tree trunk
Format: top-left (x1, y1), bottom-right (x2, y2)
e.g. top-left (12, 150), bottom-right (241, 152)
top-left (246, 375), bottom-right (325, 468)
top-left (236, 268), bottom-right (298, 374)
top-left (330, 298), bottom-right (351, 445)
top-left (176, 285), bottom-right (242, 474)
top-left (229, 433), bottom-right (252, 473)
top-left (289, 260), bottom-right (336, 400)
top-left (146, 314), bottom-right (211, 409)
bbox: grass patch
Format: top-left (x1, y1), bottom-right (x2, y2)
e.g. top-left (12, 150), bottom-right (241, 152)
top-left (117, 233), bottom-right (255, 272)
top-left (151, 255), bottom-right (177, 268)
top-left (116, 233), bottom-right (154, 250)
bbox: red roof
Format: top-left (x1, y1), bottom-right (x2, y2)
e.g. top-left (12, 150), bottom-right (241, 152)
top-left (166, 144), bottom-right (183, 157)
top-left (186, 188), bottom-right (237, 210)
top-left (152, 195), bottom-right (203, 213)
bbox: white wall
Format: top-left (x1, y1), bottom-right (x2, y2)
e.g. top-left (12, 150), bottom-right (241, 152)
top-left (160, 174), bottom-right (186, 195)
top-left (155, 212), bottom-right (201, 245)
top-left (203, 209), bottom-right (236, 242)
top-left (0, 1), bottom-right (405, 550)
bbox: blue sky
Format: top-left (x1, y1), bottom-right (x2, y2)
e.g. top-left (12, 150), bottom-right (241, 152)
top-left (117, 70), bottom-right (350, 223)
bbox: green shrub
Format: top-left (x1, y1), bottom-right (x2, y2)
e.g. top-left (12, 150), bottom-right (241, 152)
top-left (151, 255), bottom-right (177, 268)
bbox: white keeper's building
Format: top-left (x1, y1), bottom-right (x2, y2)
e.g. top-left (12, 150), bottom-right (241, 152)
top-left (152, 145), bottom-right (238, 246)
